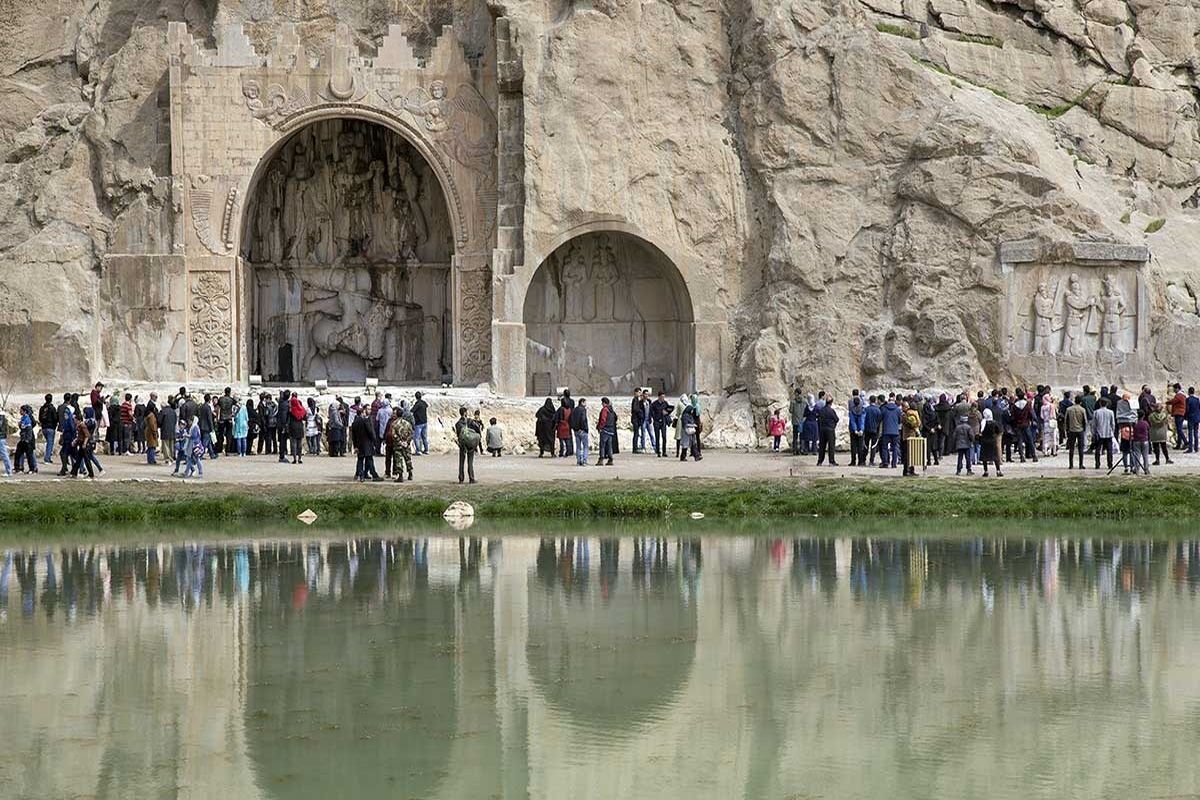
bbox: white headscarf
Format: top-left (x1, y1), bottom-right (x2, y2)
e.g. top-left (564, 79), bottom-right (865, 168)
top-left (983, 408), bottom-right (993, 422)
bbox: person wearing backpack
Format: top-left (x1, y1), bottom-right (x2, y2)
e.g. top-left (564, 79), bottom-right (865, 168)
top-left (454, 406), bottom-right (480, 483)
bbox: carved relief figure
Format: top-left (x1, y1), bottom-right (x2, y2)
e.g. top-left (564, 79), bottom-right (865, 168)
top-left (1061, 273), bottom-right (1095, 358)
top-left (591, 235), bottom-right (620, 322)
top-left (333, 132), bottom-right (374, 258)
top-left (283, 141), bottom-right (316, 261)
top-left (1098, 273), bottom-right (1127, 353)
top-left (401, 80), bottom-right (450, 132)
top-left (560, 244), bottom-right (589, 322)
top-left (303, 268), bottom-right (390, 376)
top-left (242, 80), bottom-right (309, 125)
top-left (1031, 282), bottom-right (1055, 355)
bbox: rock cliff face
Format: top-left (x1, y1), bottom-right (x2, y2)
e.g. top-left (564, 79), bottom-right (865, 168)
top-left (2, 0), bottom-right (1199, 423)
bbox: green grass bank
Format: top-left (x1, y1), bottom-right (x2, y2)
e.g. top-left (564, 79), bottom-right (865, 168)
top-left (0, 476), bottom-right (1196, 525)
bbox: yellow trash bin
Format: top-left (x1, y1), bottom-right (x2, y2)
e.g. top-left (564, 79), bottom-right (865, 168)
top-left (906, 436), bottom-right (927, 473)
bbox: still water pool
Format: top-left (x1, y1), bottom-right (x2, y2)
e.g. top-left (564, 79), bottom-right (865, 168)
top-left (2, 521), bottom-right (1199, 799)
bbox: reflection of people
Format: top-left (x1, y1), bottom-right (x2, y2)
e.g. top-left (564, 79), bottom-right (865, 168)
top-left (1031, 282), bottom-right (1054, 355)
top-left (1098, 274), bottom-right (1126, 353)
top-left (1061, 273), bottom-right (1093, 358)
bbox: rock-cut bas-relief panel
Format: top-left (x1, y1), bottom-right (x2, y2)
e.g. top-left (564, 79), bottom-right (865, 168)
top-left (242, 119), bottom-right (455, 383)
top-left (523, 233), bottom-right (694, 396)
top-left (1013, 266), bottom-right (1139, 357)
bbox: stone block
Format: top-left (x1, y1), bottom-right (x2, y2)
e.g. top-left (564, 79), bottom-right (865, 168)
top-left (999, 239), bottom-right (1040, 263)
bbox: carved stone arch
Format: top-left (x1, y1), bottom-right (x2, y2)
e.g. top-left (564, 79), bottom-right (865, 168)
top-left (523, 219), bottom-right (719, 323)
top-left (494, 220), bottom-right (728, 397)
top-left (519, 227), bottom-right (700, 397)
top-left (240, 104), bottom-right (471, 254)
top-left (238, 113), bottom-right (465, 384)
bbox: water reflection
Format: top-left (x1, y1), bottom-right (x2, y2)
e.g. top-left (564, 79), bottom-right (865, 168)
top-left (2, 533), bottom-right (1200, 799)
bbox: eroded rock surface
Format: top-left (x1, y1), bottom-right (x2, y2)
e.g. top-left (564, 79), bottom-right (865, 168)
top-left (1, 0), bottom-right (1199, 447)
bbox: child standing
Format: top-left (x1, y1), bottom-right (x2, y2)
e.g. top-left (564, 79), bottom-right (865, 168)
top-left (768, 409), bottom-right (787, 452)
top-left (486, 417), bottom-right (504, 457)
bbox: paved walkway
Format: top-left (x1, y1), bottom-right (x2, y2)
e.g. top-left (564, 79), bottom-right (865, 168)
top-left (12, 446), bottom-right (1200, 486)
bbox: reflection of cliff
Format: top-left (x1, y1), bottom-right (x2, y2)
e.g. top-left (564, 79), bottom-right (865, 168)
top-left (6, 537), bottom-right (1200, 799)
top-left (0, 547), bottom-right (260, 800)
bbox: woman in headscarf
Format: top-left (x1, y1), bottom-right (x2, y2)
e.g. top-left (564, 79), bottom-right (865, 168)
top-left (288, 392), bottom-right (307, 464)
top-left (305, 397), bottom-right (322, 456)
top-left (233, 399), bottom-right (249, 457)
top-left (535, 398), bottom-right (556, 458)
top-left (1040, 394), bottom-right (1058, 457)
top-left (677, 395), bottom-right (701, 462)
top-left (802, 394), bottom-right (819, 455)
top-left (979, 407), bottom-right (1003, 477)
top-left (555, 397), bottom-right (573, 458)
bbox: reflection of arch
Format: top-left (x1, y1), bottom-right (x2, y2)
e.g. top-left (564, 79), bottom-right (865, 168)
top-left (522, 230), bottom-right (697, 396)
top-left (524, 545), bottom-right (698, 735)
top-left (241, 113), bottom-right (458, 383)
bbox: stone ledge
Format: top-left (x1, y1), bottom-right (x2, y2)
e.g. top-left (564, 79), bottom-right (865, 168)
top-left (1000, 238), bottom-right (1150, 264)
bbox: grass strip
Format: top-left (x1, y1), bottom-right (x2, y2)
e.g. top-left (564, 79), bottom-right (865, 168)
top-left (1, 477), bottom-right (1199, 524)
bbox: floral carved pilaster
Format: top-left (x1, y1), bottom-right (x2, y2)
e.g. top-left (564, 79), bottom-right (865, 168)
top-left (189, 272), bottom-right (233, 380)
top-left (458, 266), bottom-right (493, 384)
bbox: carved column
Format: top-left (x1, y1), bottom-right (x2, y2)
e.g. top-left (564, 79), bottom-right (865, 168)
top-left (454, 254), bottom-right (494, 385)
top-left (491, 16), bottom-right (528, 395)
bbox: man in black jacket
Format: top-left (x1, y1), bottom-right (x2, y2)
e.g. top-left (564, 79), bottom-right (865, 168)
top-left (649, 392), bottom-right (672, 458)
top-left (217, 386), bottom-right (235, 455)
top-left (38, 394), bottom-right (57, 465)
top-left (197, 394), bottom-right (215, 458)
top-left (817, 396), bottom-right (839, 467)
top-left (350, 408), bottom-right (381, 481)
top-left (276, 389), bottom-right (290, 462)
top-left (411, 391), bottom-right (429, 455)
top-left (630, 392), bottom-right (646, 453)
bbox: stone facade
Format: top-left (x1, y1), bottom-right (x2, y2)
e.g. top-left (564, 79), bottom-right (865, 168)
top-left (2, 0), bottom-right (1200, 409)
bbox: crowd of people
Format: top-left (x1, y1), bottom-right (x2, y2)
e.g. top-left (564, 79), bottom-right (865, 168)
top-left (532, 390), bottom-right (705, 465)
top-left (771, 382), bottom-right (1200, 477)
top-left (11, 385), bottom-right (449, 482)
top-left (5, 378), bottom-right (1197, 483)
